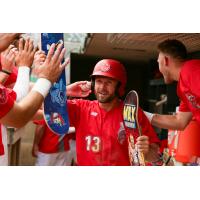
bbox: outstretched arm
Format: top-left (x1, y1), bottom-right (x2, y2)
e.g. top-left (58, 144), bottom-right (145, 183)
top-left (0, 41), bottom-right (67, 128)
top-left (150, 111), bottom-right (192, 130)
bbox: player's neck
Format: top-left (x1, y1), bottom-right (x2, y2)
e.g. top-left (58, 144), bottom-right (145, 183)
top-left (99, 97), bottom-right (120, 112)
top-left (171, 60), bottom-right (184, 81)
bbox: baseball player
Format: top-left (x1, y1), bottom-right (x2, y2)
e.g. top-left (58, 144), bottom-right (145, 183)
top-left (66, 59), bottom-right (160, 165)
top-left (0, 34), bottom-right (67, 165)
top-left (32, 119), bottom-right (76, 166)
top-left (145, 39), bottom-right (200, 130)
top-left (31, 80), bottom-right (92, 166)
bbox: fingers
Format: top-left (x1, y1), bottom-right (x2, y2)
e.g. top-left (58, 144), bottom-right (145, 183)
top-left (10, 46), bottom-right (18, 55)
top-left (81, 90), bottom-right (92, 97)
top-left (28, 39), bottom-right (34, 53)
top-left (7, 49), bottom-right (15, 61)
top-left (136, 135), bottom-right (149, 142)
top-left (36, 50), bottom-right (45, 54)
top-left (65, 57), bottom-right (70, 66)
top-left (77, 81), bottom-right (88, 85)
top-left (52, 43), bottom-right (63, 61)
top-left (61, 55), bottom-right (69, 69)
top-left (136, 136), bottom-right (149, 153)
top-left (24, 38), bottom-right (30, 51)
top-left (46, 43), bottom-right (56, 63)
top-left (18, 38), bottom-right (24, 51)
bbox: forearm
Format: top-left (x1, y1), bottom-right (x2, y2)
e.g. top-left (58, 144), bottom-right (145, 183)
top-left (152, 113), bottom-right (190, 130)
top-left (0, 91), bottom-right (44, 128)
top-left (34, 125), bottom-right (45, 145)
top-left (13, 67), bottom-right (30, 101)
top-left (144, 143), bottom-right (160, 162)
top-left (1, 78), bottom-right (51, 128)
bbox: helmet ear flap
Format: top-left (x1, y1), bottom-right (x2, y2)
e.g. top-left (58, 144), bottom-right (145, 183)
top-left (115, 82), bottom-right (121, 97)
top-left (91, 78), bottom-right (95, 93)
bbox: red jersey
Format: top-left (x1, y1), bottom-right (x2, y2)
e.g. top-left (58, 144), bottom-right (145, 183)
top-left (177, 60), bottom-right (200, 124)
top-left (68, 99), bottom-right (160, 166)
top-left (0, 85), bottom-right (16, 155)
top-left (34, 120), bottom-right (74, 154)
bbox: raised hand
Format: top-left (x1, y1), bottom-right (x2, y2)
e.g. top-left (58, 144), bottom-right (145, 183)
top-left (35, 43), bottom-right (67, 83)
top-left (15, 38), bottom-right (37, 68)
top-left (33, 50), bottom-right (46, 67)
top-left (67, 81), bottom-right (92, 97)
top-left (0, 45), bottom-right (18, 73)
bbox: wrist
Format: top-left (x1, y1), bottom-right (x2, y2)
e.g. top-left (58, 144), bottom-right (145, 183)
top-left (32, 78), bottom-right (52, 98)
top-left (1, 69), bottom-right (12, 75)
top-left (18, 66), bottom-right (30, 75)
top-left (144, 111), bottom-right (155, 124)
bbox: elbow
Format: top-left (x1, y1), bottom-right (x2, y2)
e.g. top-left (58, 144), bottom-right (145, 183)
top-left (9, 117), bottom-right (29, 128)
top-left (10, 121), bottom-right (27, 129)
top-left (178, 122), bottom-right (189, 131)
top-left (14, 123), bottom-right (26, 129)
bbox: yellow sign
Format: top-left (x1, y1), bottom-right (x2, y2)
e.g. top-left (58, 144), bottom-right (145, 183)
top-left (123, 104), bottom-right (136, 128)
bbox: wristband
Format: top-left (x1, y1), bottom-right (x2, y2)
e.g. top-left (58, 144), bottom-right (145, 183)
top-left (144, 111), bottom-right (154, 123)
top-left (32, 78), bottom-right (52, 98)
top-left (1, 69), bottom-right (11, 75)
top-left (13, 66), bottom-right (30, 101)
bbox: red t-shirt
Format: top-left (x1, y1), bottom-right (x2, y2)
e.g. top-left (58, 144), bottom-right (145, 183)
top-left (34, 120), bottom-right (75, 154)
top-left (0, 85), bottom-right (16, 155)
top-left (68, 99), bottom-right (160, 166)
top-left (177, 60), bottom-right (200, 124)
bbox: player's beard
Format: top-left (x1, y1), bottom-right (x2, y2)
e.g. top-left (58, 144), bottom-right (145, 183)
top-left (95, 91), bottom-right (116, 103)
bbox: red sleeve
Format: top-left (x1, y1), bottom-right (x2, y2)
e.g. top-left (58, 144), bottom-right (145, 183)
top-left (33, 119), bottom-right (46, 125)
top-left (0, 85), bottom-right (16, 119)
top-left (138, 107), bottom-right (160, 144)
top-left (179, 100), bottom-right (190, 112)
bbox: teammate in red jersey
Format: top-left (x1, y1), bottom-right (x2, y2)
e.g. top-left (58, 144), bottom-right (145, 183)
top-left (0, 34), bottom-right (67, 165)
top-left (31, 81), bottom-right (92, 166)
top-left (32, 119), bottom-right (76, 166)
top-left (67, 59), bottom-right (160, 165)
top-left (145, 39), bottom-right (200, 130)
top-left (0, 34), bottom-right (67, 128)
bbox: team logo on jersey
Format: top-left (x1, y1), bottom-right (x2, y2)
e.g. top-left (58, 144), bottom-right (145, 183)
top-left (185, 92), bottom-right (200, 109)
top-left (90, 111), bottom-right (98, 116)
top-left (117, 122), bottom-right (126, 145)
top-left (0, 86), bottom-right (8, 104)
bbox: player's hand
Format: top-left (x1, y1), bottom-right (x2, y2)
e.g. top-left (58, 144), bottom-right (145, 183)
top-left (136, 135), bottom-right (149, 155)
top-left (15, 38), bottom-right (37, 68)
top-left (35, 43), bottom-right (67, 83)
top-left (0, 45), bottom-right (17, 73)
top-left (33, 50), bottom-right (46, 67)
top-left (32, 143), bottom-right (39, 157)
top-left (67, 81), bottom-right (92, 97)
